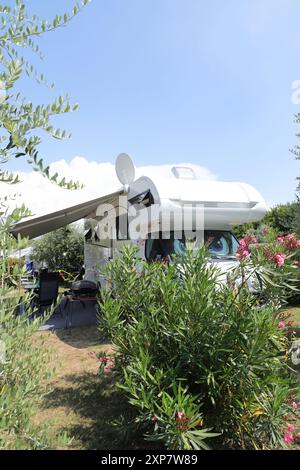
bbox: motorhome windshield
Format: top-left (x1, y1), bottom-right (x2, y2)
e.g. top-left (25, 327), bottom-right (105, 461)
top-left (145, 231), bottom-right (239, 261)
top-left (145, 237), bottom-right (185, 261)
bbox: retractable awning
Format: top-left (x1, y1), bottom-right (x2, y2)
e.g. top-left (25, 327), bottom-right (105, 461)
top-left (10, 189), bottom-right (123, 240)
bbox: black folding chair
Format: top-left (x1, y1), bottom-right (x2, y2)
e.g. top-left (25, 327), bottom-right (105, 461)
top-left (33, 272), bottom-right (60, 315)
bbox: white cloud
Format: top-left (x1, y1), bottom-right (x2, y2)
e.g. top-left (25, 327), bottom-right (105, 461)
top-left (0, 157), bottom-right (217, 218)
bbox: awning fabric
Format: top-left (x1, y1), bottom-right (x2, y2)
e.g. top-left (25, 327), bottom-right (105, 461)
top-left (10, 189), bottom-right (123, 240)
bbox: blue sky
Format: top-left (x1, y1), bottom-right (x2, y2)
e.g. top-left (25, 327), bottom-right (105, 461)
top-left (7, 0), bottom-right (300, 206)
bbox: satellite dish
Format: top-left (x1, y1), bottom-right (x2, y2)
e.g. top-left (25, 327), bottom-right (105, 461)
top-left (115, 153), bottom-right (135, 186)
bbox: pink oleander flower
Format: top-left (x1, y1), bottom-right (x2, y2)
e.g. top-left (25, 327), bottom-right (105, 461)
top-left (103, 356), bottom-right (115, 373)
top-left (291, 401), bottom-right (298, 410)
top-left (240, 235), bottom-right (257, 248)
top-left (287, 424), bottom-right (296, 432)
top-left (236, 235), bottom-right (257, 261)
top-left (286, 233), bottom-right (295, 241)
top-left (295, 433), bottom-right (300, 441)
top-left (283, 433), bottom-right (294, 443)
top-left (177, 411), bottom-right (186, 420)
top-left (277, 233), bottom-right (300, 250)
top-left (176, 411), bottom-right (189, 431)
top-left (273, 253), bottom-right (286, 267)
top-left (244, 235), bottom-right (257, 245)
top-left (263, 248), bottom-right (274, 262)
top-left (278, 321), bottom-right (286, 329)
top-left (236, 247), bottom-right (250, 260)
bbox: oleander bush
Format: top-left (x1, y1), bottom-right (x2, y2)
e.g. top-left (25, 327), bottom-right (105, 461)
top-left (98, 245), bottom-right (298, 450)
top-left (233, 230), bottom-right (300, 307)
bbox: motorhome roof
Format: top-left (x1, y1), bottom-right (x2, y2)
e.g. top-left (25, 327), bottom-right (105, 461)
top-left (134, 175), bottom-right (265, 205)
top-left (10, 170), bottom-right (268, 239)
top-left (128, 176), bottom-right (268, 229)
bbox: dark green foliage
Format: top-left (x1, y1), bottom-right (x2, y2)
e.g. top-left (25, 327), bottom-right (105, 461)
top-left (233, 202), bottom-right (300, 239)
top-left (232, 222), bottom-right (260, 240)
top-left (293, 202), bottom-right (300, 233)
top-left (99, 246), bottom-right (295, 450)
top-left (32, 226), bottom-right (84, 274)
top-left (264, 202), bottom-right (300, 234)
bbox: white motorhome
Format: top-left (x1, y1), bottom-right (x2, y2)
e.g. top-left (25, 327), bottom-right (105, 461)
top-left (11, 155), bottom-right (268, 285)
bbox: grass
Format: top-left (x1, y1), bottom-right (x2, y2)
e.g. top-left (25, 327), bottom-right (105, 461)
top-left (287, 307), bottom-right (300, 328)
top-left (32, 326), bottom-right (155, 450)
top-left (280, 305), bottom-right (300, 335)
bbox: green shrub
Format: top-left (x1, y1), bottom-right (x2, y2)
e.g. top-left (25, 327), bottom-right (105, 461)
top-left (98, 246), bottom-right (296, 450)
top-left (233, 202), bottom-right (300, 239)
top-left (32, 226), bottom-right (84, 274)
